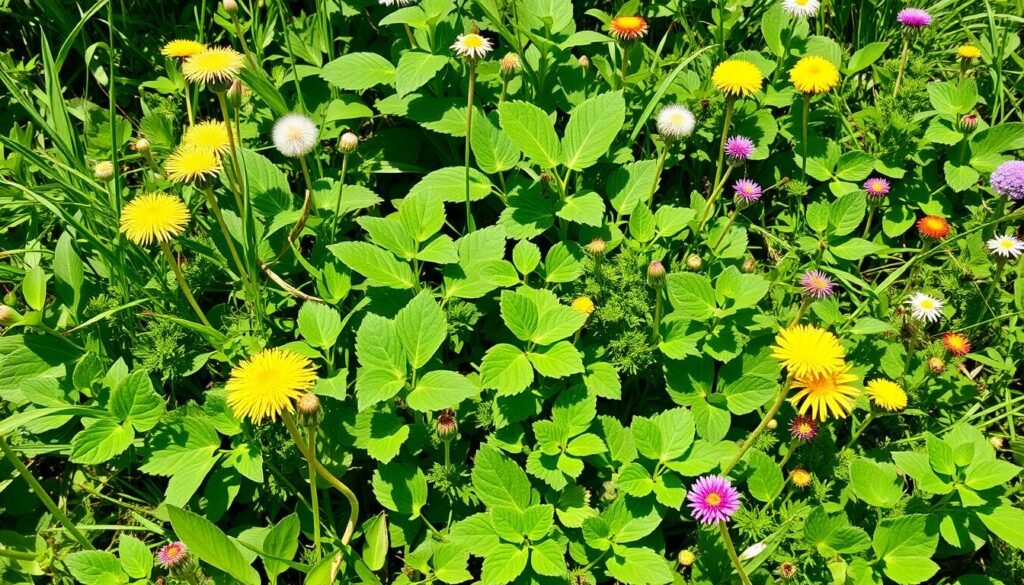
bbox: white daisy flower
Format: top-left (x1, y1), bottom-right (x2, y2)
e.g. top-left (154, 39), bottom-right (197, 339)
top-left (782, 0), bottom-right (820, 18)
top-left (451, 33), bottom-right (493, 60)
top-left (656, 105), bottom-right (696, 141)
top-left (905, 292), bottom-right (944, 323)
top-left (986, 234), bottom-right (1024, 259)
top-left (272, 113), bottom-right (319, 158)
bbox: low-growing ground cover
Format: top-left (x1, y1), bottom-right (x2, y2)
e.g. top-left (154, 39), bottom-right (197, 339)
top-left (1, 0), bottom-right (1023, 583)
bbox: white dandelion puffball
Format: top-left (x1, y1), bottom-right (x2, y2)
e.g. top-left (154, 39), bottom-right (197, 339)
top-left (656, 105), bottom-right (696, 140)
top-left (272, 113), bottom-right (319, 158)
top-left (987, 234), bottom-right (1024, 259)
top-left (782, 0), bottom-right (820, 18)
top-left (905, 292), bottom-right (944, 323)
top-left (451, 33), bottom-right (493, 60)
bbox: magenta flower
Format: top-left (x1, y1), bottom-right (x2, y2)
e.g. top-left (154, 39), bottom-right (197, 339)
top-left (801, 270), bottom-right (836, 299)
top-left (157, 541), bottom-right (188, 569)
top-left (897, 8), bottom-right (932, 28)
top-left (686, 475), bottom-right (740, 524)
top-left (790, 415), bottom-right (819, 441)
top-left (725, 136), bottom-right (755, 161)
top-left (863, 177), bottom-right (890, 199)
top-left (733, 179), bottom-right (763, 202)
top-left (991, 160), bottom-right (1024, 201)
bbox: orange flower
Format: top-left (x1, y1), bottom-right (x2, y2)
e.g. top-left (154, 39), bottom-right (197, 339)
top-left (609, 16), bottom-right (648, 41)
top-left (942, 332), bottom-right (971, 356)
top-left (917, 215), bottom-right (950, 239)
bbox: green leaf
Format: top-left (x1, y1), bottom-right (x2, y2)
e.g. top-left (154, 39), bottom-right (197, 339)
top-left (530, 538), bottom-right (567, 576)
top-left (407, 370), bottom-right (478, 412)
top-left (666, 273), bottom-right (716, 321)
top-left (557, 191), bottom-right (606, 226)
top-left (399, 191), bottom-right (446, 242)
top-left (512, 240), bottom-right (541, 275)
top-left (361, 514), bottom-right (389, 572)
top-left (64, 551), bottom-right (128, 585)
top-left (167, 506), bottom-right (260, 585)
top-left (433, 543), bottom-right (473, 583)
top-left (395, 51), bottom-right (448, 96)
top-left (829, 192), bottom-right (866, 236)
top-left (632, 408), bottom-right (694, 463)
top-left (70, 420), bottom-right (133, 464)
top-left (560, 91), bottom-right (625, 170)
top-left (976, 502), bottom-right (1024, 550)
top-left (22, 265), bottom-right (48, 312)
top-left (835, 151), bottom-right (876, 181)
top-left (542, 242), bottom-right (584, 284)
top-left (498, 101), bottom-right (560, 168)
top-left (480, 343), bottom-right (534, 396)
top-left (355, 313), bottom-right (407, 410)
top-left (747, 451), bottom-right (784, 503)
top-left (109, 370), bottom-right (163, 432)
top-left (118, 535), bottom-right (152, 580)
top-left (500, 289), bottom-right (540, 341)
top-left (408, 166), bottom-right (494, 203)
top-left (964, 459), bottom-right (1021, 491)
top-left (471, 111), bottom-right (521, 174)
top-left (850, 458), bottom-right (903, 508)
top-left (263, 514), bottom-right (300, 582)
top-left (297, 302), bottom-right (342, 350)
top-left (480, 544), bottom-right (528, 585)
top-left (830, 237), bottom-right (885, 261)
top-left (395, 290), bottom-right (447, 369)
top-left (527, 341), bottom-right (584, 378)
top-left (605, 545), bottom-right (674, 585)
top-left (616, 462), bottom-right (654, 497)
top-left (372, 463), bottom-right (429, 518)
top-left (320, 52), bottom-right (396, 90)
top-left (54, 231), bottom-right (83, 313)
top-left (845, 41), bottom-right (889, 73)
top-left (329, 242), bottom-right (415, 289)
top-left (354, 411), bottom-right (409, 463)
top-left (927, 80), bottom-right (978, 117)
top-left (472, 445), bottom-right (534, 512)
top-left (872, 515), bottom-right (939, 584)
top-left (891, 451), bottom-right (952, 494)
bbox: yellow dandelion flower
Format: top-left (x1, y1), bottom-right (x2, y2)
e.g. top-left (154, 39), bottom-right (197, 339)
top-left (771, 323), bottom-right (845, 378)
top-left (712, 60), bottom-right (764, 97)
top-left (865, 379), bottom-right (907, 412)
top-left (790, 363), bottom-right (860, 421)
top-left (119, 193), bottom-right (191, 246)
top-left (161, 39), bottom-right (206, 59)
top-left (789, 56), bottom-right (840, 95)
top-left (957, 45), bottom-right (981, 60)
top-left (226, 348), bottom-right (318, 423)
top-left (182, 47), bottom-right (245, 86)
top-left (790, 468), bottom-right (812, 488)
top-left (571, 296), bottom-right (595, 315)
top-left (182, 120), bottom-right (233, 156)
top-left (165, 146), bottom-right (222, 184)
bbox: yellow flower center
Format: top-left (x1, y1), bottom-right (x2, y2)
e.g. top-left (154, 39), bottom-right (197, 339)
top-left (1000, 240), bottom-right (1014, 249)
top-left (795, 0), bottom-right (809, 5)
top-left (920, 300), bottom-right (934, 310)
top-left (809, 276), bottom-right (827, 289)
top-left (614, 16), bottom-right (644, 30)
top-left (705, 493), bottom-right (722, 507)
top-left (798, 423), bottom-right (812, 434)
top-left (463, 34), bottom-right (484, 48)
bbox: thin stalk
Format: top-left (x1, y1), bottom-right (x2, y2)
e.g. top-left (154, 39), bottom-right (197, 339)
top-left (331, 152), bottom-right (350, 236)
top-left (403, 24), bottom-right (418, 49)
top-left (845, 411), bottom-right (876, 449)
top-left (282, 412), bottom-right (359, 546)
top-left (647, 142), bottom-right (670, 208)
top-left (719, 522), bottom-right (753, 585)
top-left (202, 185), bottom-right (248, 284)
top-left (695, 163), bottom-right (736, 232)
top-left (216, 93), bottom-right (246, 212)
top-left (272, 156), bottom-right (316, 263)
top-left (723, 377), bottom-right (794, 476)
top-left (307, 425), bottom-right (322, 559)
top-left (464, 61), bottom-right (477, 232)
top-left (0, 548), bottom-right (36, 561)
top-left (712, 99), bottom-right (736, 193)
top-left (159, 242), bottom-right (213, 329)
top-left (711, 206), bottom-right (740, 253)
top-left (778, 438), bottom-right (801, 469)
top-left (801, 95), bottom-right (810, 180)
top-left (892, 34), bottom-right (910, 97)
top-left (620, 44), bottom-right (630, 87)
top-left (650, 288), bottom-right (663, 345)
top-left (231, 13), bottom-right (257, 69)
top-left (982, 260), bottom-right (1006, 307)
top-left (0, 435), bottom-right (94, 550)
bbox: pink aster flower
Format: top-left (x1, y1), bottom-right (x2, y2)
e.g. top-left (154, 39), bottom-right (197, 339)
top-left (686, 475), bottom-right (740, 524)
top-left (790, 415), bottom-right (819, 441)
top-left (801, 270), bottom-right (836, 298)
top-left (733, 179), bottom-right (762, 202)
top-left (157, 541), bottom-right (189, 569)
top-left (897, 8), bottom-right (932, 28)
top-left (863, 177), bottom-right (890, 199)
top-left (725, 136), bottom-right (755, 161)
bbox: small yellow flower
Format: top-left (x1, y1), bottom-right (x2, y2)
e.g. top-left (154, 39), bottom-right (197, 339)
top-left (957, 45), bottom-right (982, 60)
top-left (609, 16), bottom-right (648, 42)
top-left (865, 379), bottom-right (907, 412)
top-left (789, 56), bottom-right (840, 95)
top-left (182, 47), bottom-right (245, 86)
top-left (790, 363), bottom-right (861, 421)
top-left (712, 60), bottom-right (764, 97)
top-left (790, 468), bottom-right (812, 488)
top-left (771, 324), bottom-right (846, 378)
top-left (165, 146), bottom-right (222, 184)
top-left (226, 348), bottom-right (318, 423)
top-left (182, 120), bottom-right (233, 157)
top-left (119, 193), bottom-right (191, 246)
top-left (161, 39), bottom-right (206, 59)
top-left (571, 296), bottom-right (595, 315)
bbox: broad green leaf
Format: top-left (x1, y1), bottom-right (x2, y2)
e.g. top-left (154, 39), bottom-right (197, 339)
top-left (355, 313), bottom-right (407, 410)
top-left (964, 459), bottom-right (1021, 491)
top-left (373, 463), bottom-right (429, 518)
top-left (330, 242), bottom-right (415, 289)
top-left (407, 370), bottom-right (478, 411)
top-left (498, 101), bottom-right (560, 168)
top-left (480, 343), bottom-right (534, 396)
top-left (560, 91), bottom-right (625, 170)
top-left (976, 502), bottom-right (1024, 550)
top-left (605, 545), bottom-right (674, 585)
top-left (109, 370), bottom-right (163, 432)
top-left (527, 341), bottom-right (583, 378)
top-left (354, 411), bottom-right (409, 463)
top-left (395, 51), bottom-right (448, 96)
top-left (263, 514), bottom-right (300, 582)
top-left (480, 544), bottom-right (528, 585)
top-left (530, 538), bottom-right (567, 576)
top-left (70, 420), bottom-right (133, 464)
top-left (471, 111), bottom-right (521, 174)
top-left (872, 515), bottom-right (939, 584)
top-left (296, 301), bottom-right (342, 350)
top-left (118, 535), bottom-right (152, 580)
top-left (320, 52), bottom-right (396, 90)
top-left (64, 551), bottom-right (128, 585)
top-left (167, 506), bottom-right (260, 585)
top-left (395, 290), bottom-right (447, 369)
top-left (472, 445), bottom-right (534, 512)
top-left (666, 273), bottom-right (716, 321)
top-left (850, 458), bottom-right (903, 508)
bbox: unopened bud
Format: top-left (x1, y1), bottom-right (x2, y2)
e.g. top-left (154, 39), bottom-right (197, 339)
top-left (601, 480), bottom-right (617, 502)
top-left (647, 261), bottom-right (666, 287)
top-left (927, 357), bottom-right (945, 374)
top-left (500, 52), bottom-right (521, 74)
top-left (685, 254), bottom-right (702, 271)
top-left (94, 161), bottom-right (115, 182)
top-left (742, 258), bottom-right (757, 273)
top-left (989, 436), bottom-right (1005, 450)
top-left (134, 138), bottom-right (151, 154)
top-left (539, 171), bottom-right (552, 183)
top-left (960, 114), bottom-right (979, 132)
top-left (578, 55), bottom-right (590, 69)
top-left (295, 393), bottom-right (322, 426)
top-left (226, 79), bottom-right (244, 106)
top-left (339, 132), bottom-right (359, 154)
top-left (779, 561), bottom-right (797, 580)
top-left (436, 409), bottom-right (458, 440)
top-left (766, 419), bottom-right (778, 431)
top-left (585, 238), bottom-right (607, 256)
top-left (0, 305), bottom-right (21, 327)
top-left (678, 549), bottom-right (695, 567)
top-left (223, 0), bottom-right (238, 13)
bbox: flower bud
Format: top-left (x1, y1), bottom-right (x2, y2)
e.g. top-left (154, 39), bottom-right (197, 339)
top-left (94, 161), bottom-right (115, 182)
top-left (571, 296), bottom-right (595, 315)
top-left (0, 305), bottom-right (21, 327)
top-left (134, 138), bottom-right (151, 154)
top-left (539, 171), bottom-right (552, 183)
top-left (766, 419), bottom-right (778, 431)
top-left (226, 79), bottom-right (245, 106)
top-left (585, 238), bottom-right (607, 256)
top-left (960, 114), bottom-right (979, 132)
top-left (647, 261), bottom-right (666, 288)
top-left (436, 409), bottom-right (458, 440)
top-left (601, 480), bottom-right (617, 502)
top-left (742, 258), bottom-right (757, 273)
top-left (339, 132), bottom-right (359, 154)
top-left (223, 0), bottom-right (238, 13)
top-left (779, 561), bottom-right (797, 580)
top-left (295, 393), bottom-right (322, 427)
top-left (500, 52), bottom-right (521, 74)
top-left (927, 357), bottom-right (945, 374)
top-left (578, 55), bottom-right (590, 69)
top-left (685, 254), bottom-right (702, 271)
top-left (989, 436), bottom-right (1005, 450)
top-left (678, 549), bottom-right (695, 567)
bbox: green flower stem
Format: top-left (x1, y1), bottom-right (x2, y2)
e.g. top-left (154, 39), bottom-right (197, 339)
top-left (982, 259), bottom-right (1007, 307)
top-left (272, 156), bottom-right (316, 264)
top-left (619, 45), bottom-right (630, 88)
top-left (159, 241), bottom-right (213, 329)
top-left (216, 92), bottom-right (246, 213)
top-left (0, 434), bottom-right (94, 550)
top-left (331, 152), bottom-right (350, 237)
top-left (282, 412), bottom-right (359, 546)
top-left (184, 80), bottom-right (194, 125)
top-left (464, 60), bottom-right (477, 233)
top-left (722, 376), bottom-right (794, 476)
top-left (801, 94), bottom-right (810, 180)
top-left (231, 12), bottom-right (257, 71)
top-left (0, 548), bottom-right (36, 561)
top-left (646, 141), bottom-right (670, 209)
top-left (844, 411), bottom-right (876, 450)
top-left (650, 287), bottom-right (663, 345)
top-left (695, 163), bottom-right (735, 233)
top-left (778, 438), bottom-right (801, 469)
top-left (711, 206), bottom-right (740, 253)
top-left (712, 98), bottom-right (736, 194)
top-left (403, 24), bottom-right (418, 49)
top-left (893, 34), bottom-right (911, 97)
top-left (307, 425), bottom-right (322, 560)
top-left (202, 185), bottom-right (249, 285)
top-left (719, 521), bottom-right (753, 585)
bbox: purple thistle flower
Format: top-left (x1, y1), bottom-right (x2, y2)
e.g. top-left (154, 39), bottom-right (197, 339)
top-left (686, 475), bottom-right (741, 524)
top-left (863, 177), bottom-right (890, 198)
top-left (725, 136), bottom-right (755, 161)
top-left (733, 179), bottom-right (763, 202)
top-left (157, 541), bottom-right (188, 569)
top-left (990, 160), bottom-right (1024, 201)
top-left (790, 415), bottom-right (819, 441)
top-left (801, 270), bottom-right (836, 299)
top-left (897, 8), bottom-right (932, 28)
